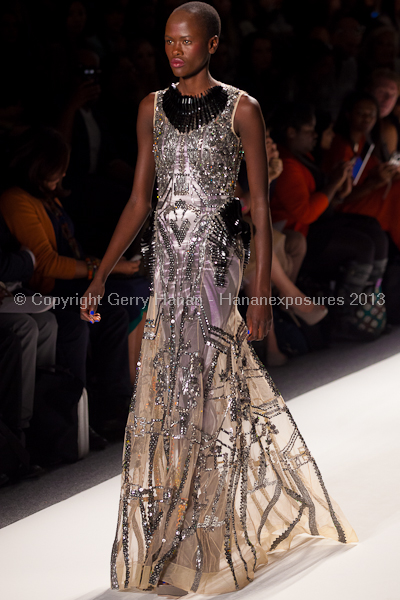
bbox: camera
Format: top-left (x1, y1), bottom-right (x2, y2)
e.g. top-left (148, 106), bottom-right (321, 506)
top-left (78, 65), bottom-right (101, 84)
top-left (388, 152), bottom-right (400, 167)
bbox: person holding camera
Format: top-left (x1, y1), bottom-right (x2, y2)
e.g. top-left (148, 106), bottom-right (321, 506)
top-left (56, 48), bottom-right (137, 258)
top-left (325, 90), bottom-right (400, 253)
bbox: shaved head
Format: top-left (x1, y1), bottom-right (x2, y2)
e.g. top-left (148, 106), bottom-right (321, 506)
top-left (171, 1), bottom-right (221, 40)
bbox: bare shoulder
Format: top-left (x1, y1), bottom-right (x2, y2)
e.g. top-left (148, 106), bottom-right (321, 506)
top-left (234, 93), bottom-right (264, 136)
top-left (137, 92), bottom-right (157, 126)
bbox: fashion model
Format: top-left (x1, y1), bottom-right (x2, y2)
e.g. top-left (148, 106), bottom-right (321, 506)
top-left (80, 2), bottom-right (358, 596)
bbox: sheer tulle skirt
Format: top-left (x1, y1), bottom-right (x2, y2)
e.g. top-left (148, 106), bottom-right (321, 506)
top-left (110, 236), bottom-right (358, 594)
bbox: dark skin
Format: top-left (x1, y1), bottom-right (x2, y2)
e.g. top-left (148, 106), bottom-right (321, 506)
top-left (80, 9), bottom-right (273, 341)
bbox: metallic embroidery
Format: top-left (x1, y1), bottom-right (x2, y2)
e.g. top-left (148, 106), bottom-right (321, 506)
top-left (110, 83), bottom-right (356, 594)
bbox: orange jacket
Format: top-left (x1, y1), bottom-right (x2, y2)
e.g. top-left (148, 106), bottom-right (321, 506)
top-left (0, 187), bottom-right (77, 294)
top-left (270, 147), bottom-right (329, 236)
top-left (322, 134), bottom-right (380, 182)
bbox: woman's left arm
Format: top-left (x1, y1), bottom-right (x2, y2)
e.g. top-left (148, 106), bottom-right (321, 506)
top-left (234, 95), bottom-right (273, 342)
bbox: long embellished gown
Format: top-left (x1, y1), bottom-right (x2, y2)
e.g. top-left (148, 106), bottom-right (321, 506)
top-left (111, 83), bottom-right (358, 595)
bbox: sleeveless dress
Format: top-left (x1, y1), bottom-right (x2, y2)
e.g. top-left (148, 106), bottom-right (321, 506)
top-left (110, 84), bottom-right (358, 595)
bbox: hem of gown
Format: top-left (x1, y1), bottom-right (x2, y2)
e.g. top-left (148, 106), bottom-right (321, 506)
top-left (116, 531), bottom-right (359, 595)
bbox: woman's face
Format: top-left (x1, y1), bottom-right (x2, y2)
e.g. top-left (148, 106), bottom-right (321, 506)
top-left (349, 99), bottom-right (377, 134)
top-left (320, 123), bottom-right (335, 150)
top-left (289, 118), bottom-right (318, 154)
top-left (67, 2), bottom-right (86, 37)
top-left (164, 11), bottom-right (216, 78)
top-left (44, 171), bottom-right (66, 192)
top-left (372, 77), bottom-right (399, 118)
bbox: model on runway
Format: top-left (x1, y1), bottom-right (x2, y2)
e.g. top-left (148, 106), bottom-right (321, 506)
top-left (80, 1), bottom-right (358, 596)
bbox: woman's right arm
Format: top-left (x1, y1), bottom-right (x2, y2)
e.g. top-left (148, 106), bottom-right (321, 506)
top-left (80, 93), bottom-right (156, 321)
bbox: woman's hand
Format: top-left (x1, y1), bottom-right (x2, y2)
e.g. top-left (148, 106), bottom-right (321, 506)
top-left (266, 135), bottom-right (279, 161)
top-left (323, 161), bottom-right (353, 202)
top-left (266, 133), bottom-right (283, 182)
top-left (70, 81), bottom-right (101, 111)
top-left (369, 162), bottom-right (398, 186)
top-left (329, 161), bottom-right (353, 190)
top-left (80, 279), bottom-right (105, 324)
top-left (338, 171), bottom-right (353, 200)
top-left (111, 257), bottom-right (141, 276)
top-left (246, 297), bottom-right (273, 342)
top-left (269, 157), bottom-right (283, 182)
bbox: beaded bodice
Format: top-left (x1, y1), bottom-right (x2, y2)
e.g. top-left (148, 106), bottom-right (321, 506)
top-left (153, 84), bottom-right (244, 210)
top-left (111, 83), bottom-right (357, 598)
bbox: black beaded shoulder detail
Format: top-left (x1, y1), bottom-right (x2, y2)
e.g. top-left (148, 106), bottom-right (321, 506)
top-left (162, 83), bottom-right (228, 133)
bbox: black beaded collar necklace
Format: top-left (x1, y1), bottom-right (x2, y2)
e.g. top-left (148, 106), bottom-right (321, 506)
top-left (162, 83), bottom-right (228, 133)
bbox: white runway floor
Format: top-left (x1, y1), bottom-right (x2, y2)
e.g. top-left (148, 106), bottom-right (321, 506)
top-left (1, 354), bottom-right (399, 600)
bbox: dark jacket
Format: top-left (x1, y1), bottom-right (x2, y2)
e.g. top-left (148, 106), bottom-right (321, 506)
top-left (0, 214), bottom-right (34, 283)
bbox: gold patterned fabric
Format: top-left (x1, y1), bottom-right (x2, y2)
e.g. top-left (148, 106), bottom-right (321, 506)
top-left (110, 84), bottom-right (358, 595)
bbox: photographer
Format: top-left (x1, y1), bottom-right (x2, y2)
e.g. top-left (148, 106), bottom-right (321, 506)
top-left (56, 48), bottom-right (135, 257)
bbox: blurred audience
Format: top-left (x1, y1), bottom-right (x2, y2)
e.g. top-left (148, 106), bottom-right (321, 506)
top-left (238, 130), bottom-right (327, 366)
top-left (367, 68), bottom-right (400, 154)
top-left (57, 47), bottom-right (135, 255)
top-left (271, 102), bottom-right (389, 339)
top-left (1, 0), bottom-right (400, 478)
top-left (0, 215), bottom-right (57, 432)
top-left (87, 0), bottom-right (127, 59)
top-left (326, 91), bottom-right (400, 251)
top-left (0, 127), bottom-right (148, 422)
top-left (127, 39), bottom-right (161, 105)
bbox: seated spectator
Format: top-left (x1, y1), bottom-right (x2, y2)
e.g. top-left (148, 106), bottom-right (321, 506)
top-left (0, 128), bottom-right (146, 426)
top-left (239, 130), bottom-right (310, 289)
top-left (0, 326), bottom-right (36, 484)
top-left (270, 102), bottom-right (389, 340)
top-left (0, 213), bottom-right (112, 452)
top-left (366, 68), bottom-right (400, 156)
top-left (325, 91), bottom-right (400, 251)
top-left (237, 130), bottom-right (327, 367)
top-left (270, 104), bottom-right (352, 236)
top-left (0, 214), bottom-right (57, 432)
